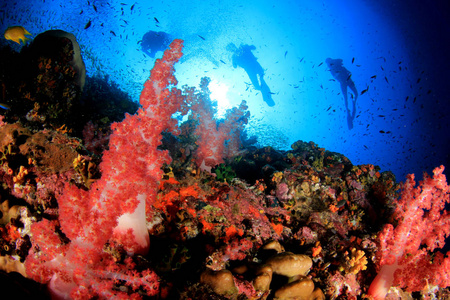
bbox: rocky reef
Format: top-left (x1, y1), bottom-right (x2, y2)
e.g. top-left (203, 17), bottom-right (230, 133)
top-left (0, 33), bottom-right (449, 300)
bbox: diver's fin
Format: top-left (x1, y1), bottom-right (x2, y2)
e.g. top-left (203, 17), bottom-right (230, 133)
top-left (260, 78), bottom-right (275, 106)
top-left (347, 110), bottom-right (354, 130)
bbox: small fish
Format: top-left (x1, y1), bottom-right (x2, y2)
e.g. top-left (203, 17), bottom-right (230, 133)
top-left (318, 62), bottom-right (323, 67)
top-left (384, 76), bottom-right (389, 83)
top-left (284, 51), bottom-right (288, 58)
top-left (352, 57), bottom-right (355, 63)
top-left (417, 78), bottom-right (421, 83)
top-left (154, 17), bottom-right (159, 23)
top-left (110, 30), bottom-right (116, 36)
top-left (370, 75), bottom-right (376, 79)
top-left (361, 87), bottom-right (369, 95)
top-left (380, 130), bottom-right (385, 133)
top-left (220, 59), bottom-right (226, 64)
top-left (80, 10), bottom-right (83, 14)
top-left (299, 57), bottom-right (304, 63)
top-left (327, 106), bottom-right (332, 111)
top-left (93, 4), bottom-right (97, 12)
top-left (84, 20), bottom-right (92, 29)
top-left (347, 74), bottom-right (352, 81)
top-left (4, 26), bottom-right (32, 44)
top-left (197, 35), bottom-right (205, 40)
top-left (131, 4), bottom-right (135, 10)
top-left (336, 199), bottom-right (346, 208)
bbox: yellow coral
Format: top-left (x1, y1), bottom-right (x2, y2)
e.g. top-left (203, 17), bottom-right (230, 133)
top-left (272, 171), bottom-right (283, 183)
top-left (13, 166), bottom-right (28, 184)
top-left (343, 248), bottom-right (367, 274)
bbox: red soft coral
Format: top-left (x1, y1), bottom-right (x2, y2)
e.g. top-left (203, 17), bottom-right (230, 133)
top-left (25, 39), bottom-right (185, 299)
top-left (189, 77), bottom-right (249, 172)
top-left (368, 165), bottom-right (450, 299)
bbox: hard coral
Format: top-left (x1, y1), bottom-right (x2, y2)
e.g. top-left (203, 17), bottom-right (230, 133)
top-left (0, 200), bottom-right (23, 225)
top-left (252, 265), bottom-right (273, 293)
top-left (274, 275), bottom-right (325, 300)
top-left (200, 269), bottom-right (238, 296)
top-left (0, 255), bottom-right (26, 277)
top-left (266, 252), bottom-right (312, 277)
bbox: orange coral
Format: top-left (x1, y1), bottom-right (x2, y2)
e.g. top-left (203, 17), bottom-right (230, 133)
top-left (271, 223), bottom-right (283, 236)
top-left (224, 225), bottom-right (244, 242)
top-left (179, 184), bottom-right (200, 198)
top-left (312, 242), bottom-right (322, 257)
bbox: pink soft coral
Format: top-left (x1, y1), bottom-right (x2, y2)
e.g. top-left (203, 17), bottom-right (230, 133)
top-left (25, 39), bottom-right (186, 299)
top-left (368, 165), bottom-right (450, 299)
top-left (189, 77), bottom-right (249, 172)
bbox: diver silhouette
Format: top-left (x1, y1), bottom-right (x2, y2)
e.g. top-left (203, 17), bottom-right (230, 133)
top-left (141, 31), bottom-right (172, 58)
top-left (325, 58), bottom-right (358, 130)
top-left (227, 43), bottom-right (275, 106)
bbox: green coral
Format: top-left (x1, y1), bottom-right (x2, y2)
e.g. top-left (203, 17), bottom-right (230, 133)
top-left (213, 163), bottom-right (236, 183)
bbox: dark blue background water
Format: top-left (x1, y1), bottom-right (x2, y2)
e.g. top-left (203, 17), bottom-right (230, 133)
top-left (1, 0), bottom-right (449, 182)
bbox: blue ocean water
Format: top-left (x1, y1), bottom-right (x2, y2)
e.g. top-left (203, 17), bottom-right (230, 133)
top-left (1, 0), bottom-right (449, 182)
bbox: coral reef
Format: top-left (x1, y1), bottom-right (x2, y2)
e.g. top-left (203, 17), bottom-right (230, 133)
top-left (0, 32), bottom-right (448, 300)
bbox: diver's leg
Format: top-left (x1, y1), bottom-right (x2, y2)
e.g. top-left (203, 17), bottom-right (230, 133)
top-left (260, 77), bottom-right (275, 106)
top-left (248, 72), bottom-right (261, 90)
top-left (348, 81), bottom-right (358, 102)
top-left (340, 83), bottom-right (349, 110)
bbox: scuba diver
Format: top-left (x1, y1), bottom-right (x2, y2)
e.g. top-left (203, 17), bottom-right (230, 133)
top-left (325, 58), bottom-right (358, 130)
top-left (226, 43), bottom-right (275, 106)
top-left (140, 30), bottom-right (172, 58)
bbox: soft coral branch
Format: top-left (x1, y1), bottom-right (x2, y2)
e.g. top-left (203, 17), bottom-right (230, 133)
top-left (368, 165), bottom-right (450, 299)
top-left (25, 39), bottom-right (185, 299)
top-left (190, 77), bottom-right (249, 172)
